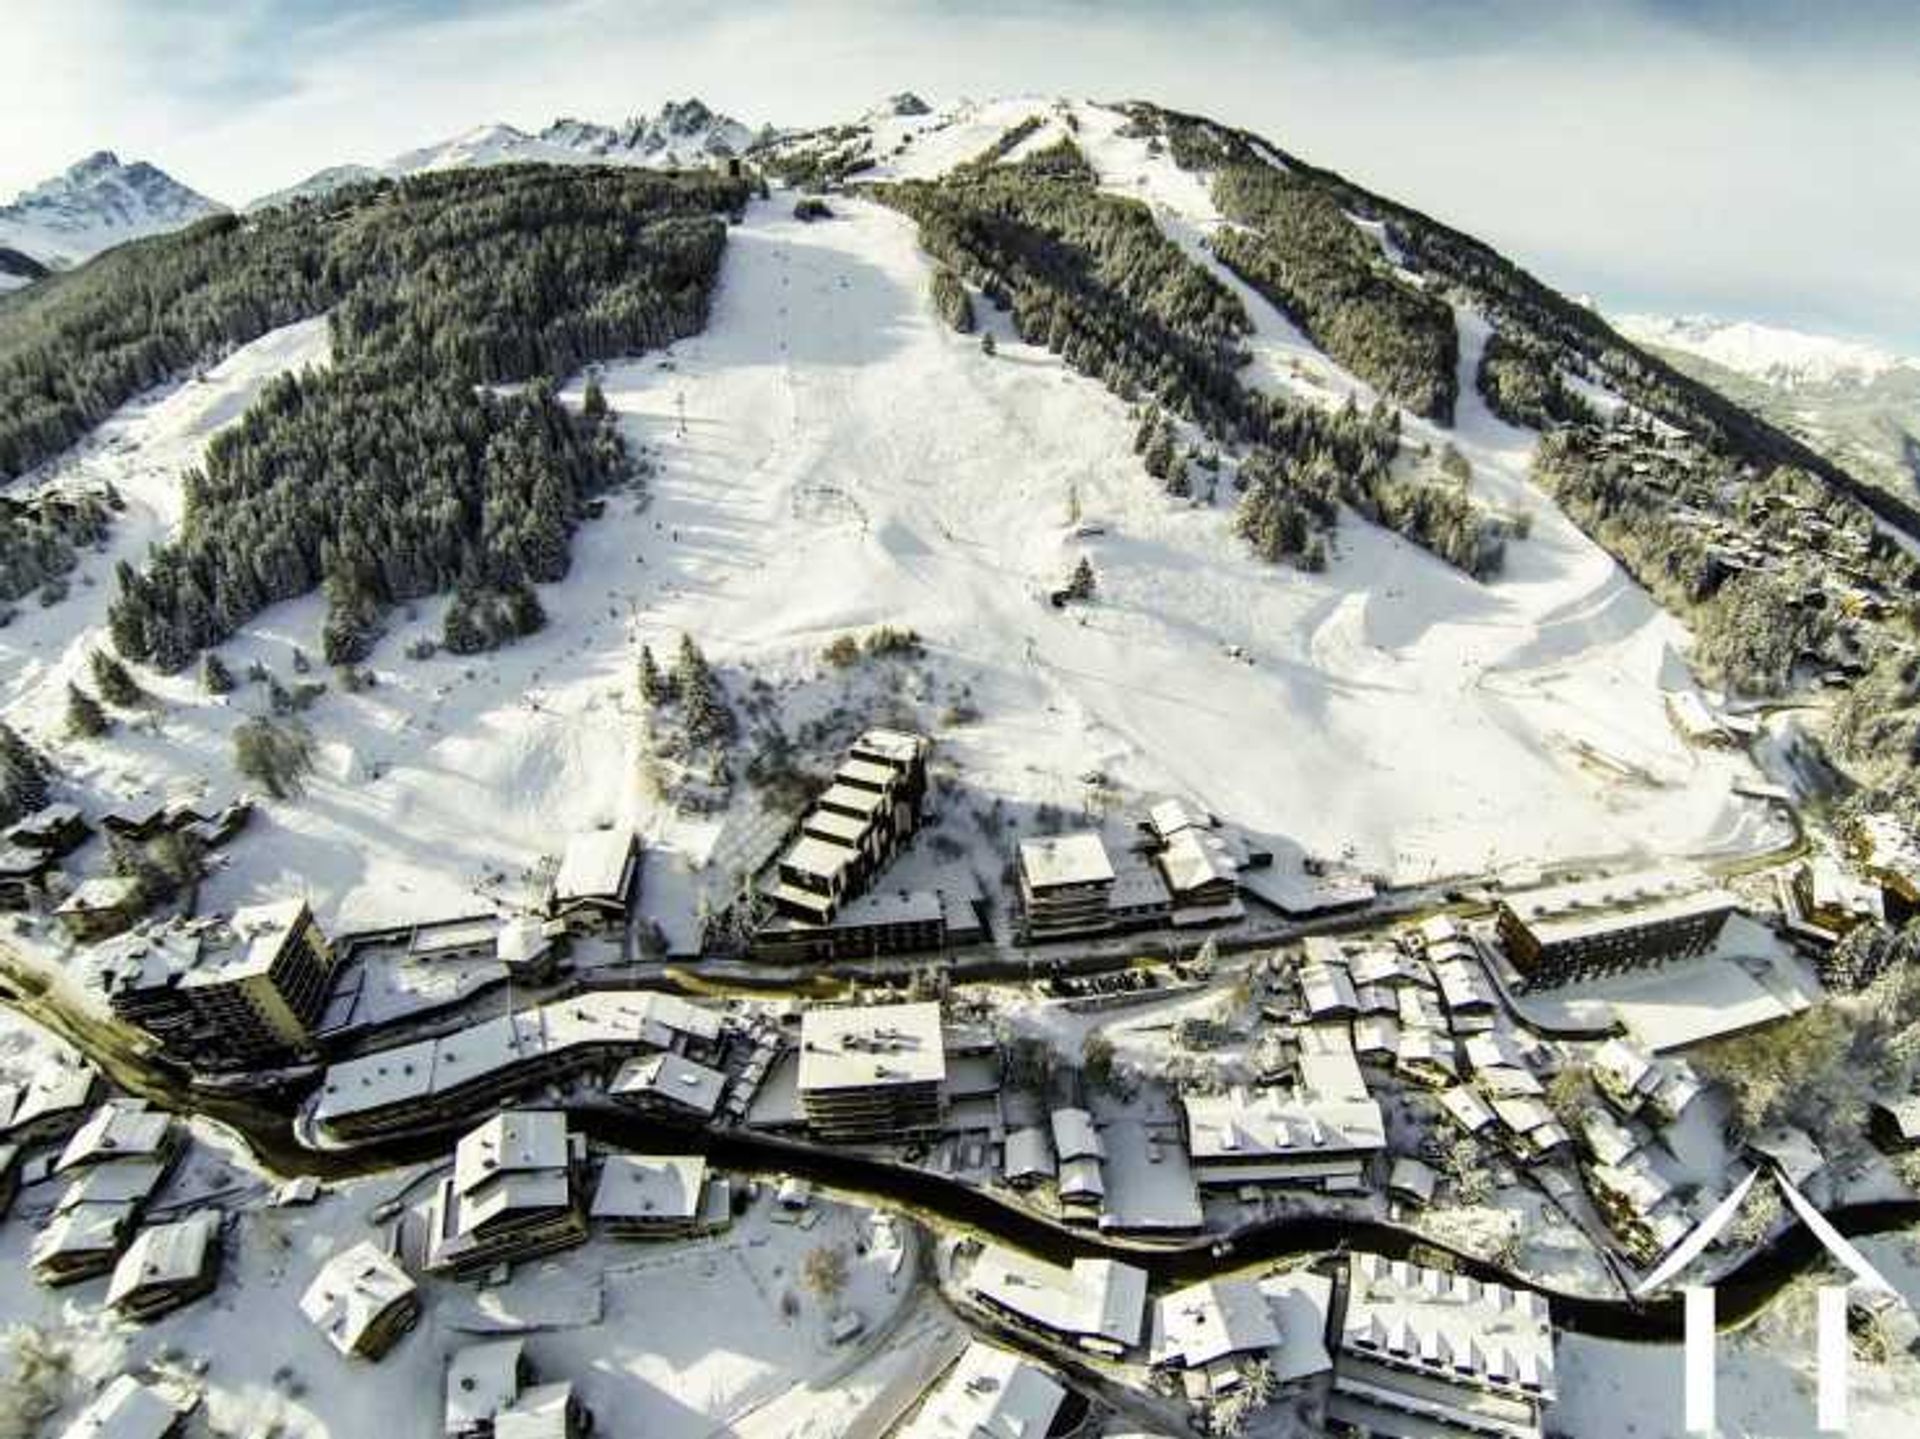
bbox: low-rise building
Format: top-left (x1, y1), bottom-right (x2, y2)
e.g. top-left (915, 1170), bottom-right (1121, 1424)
top-left (609, 1050), bottom-right (727, 1123)
top-left (898, 1341), bottom-right (1066, 1439)
top-left (54, 875), bottom-right (146, 941)
top-left (0, 842), bottom-right (58, 910)
top-left (590, 1153), bottom-right (726, 1239)
top-left (797, 1001), bottom-right (946, 1142)
top-left (4, 802), bottom-right (89, 856)
top-left (1495, 868), bottom-right (1738, 989)
top-left (1152, 1276), bottom-right (1282, 1374)
top-left (1871, 1095), bottom-right (1920, 1155)
top-left (1328, 1254), bottom-right (1556, 1439)
top-left (58, 1375), bottom-right (184, 1439)
top-left (32, 1198), bottom-right (137, 1285)
top-left (0, 1063), bottom-right (99, 1145)
top-left (1789, 856), bottom-right (1884, 940)
top-left (548, 829), bottom-right (640, 934)
top-left (424, 1111), bottom-right (587, 1277)
top-left (105, 1212), bottom-right (221, 1321)
top-left (966, 1245), bottom-right (1148, 1357)
top-left (1183, 1085), bottom-right (1386, 1193)
top-left (301, 1240), bottom-right (420, 1361)
top-left (56, 1097), bottom-right (177, 1174)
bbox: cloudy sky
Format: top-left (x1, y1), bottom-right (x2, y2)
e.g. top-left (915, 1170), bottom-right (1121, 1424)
top-left (6, 0), bottom-right (1917, 350)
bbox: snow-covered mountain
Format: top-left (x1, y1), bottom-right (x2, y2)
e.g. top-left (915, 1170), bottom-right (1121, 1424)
top-left (1615, 313), bottom-right (1914, 390)
top-left (0, 150), bottom-right (223, 271)
top-left (1617, 313), bottom-right (1920, 498)
top-left (249, 98), bottom-right (767, 210)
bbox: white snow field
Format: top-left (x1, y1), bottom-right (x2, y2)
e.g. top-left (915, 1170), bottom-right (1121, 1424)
top-left (0, 97), bottom-right (1779, 958)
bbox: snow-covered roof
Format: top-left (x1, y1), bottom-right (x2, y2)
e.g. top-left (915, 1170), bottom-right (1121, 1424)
top-left (1153, 1277), bottom-right (1281, 1370)
top-left (1148, 797), bottom-right (1213, 839)
top-left (494, 1382), bottom-right (578, 1439)
top-left (105, 1211), bottom-right (218, 1308)
top-left (1019, 832), bottom-right (1114, 889)
top-left (453, 1110), bottom-right (570, 1197)
top-left (1050, 1106), bottom-right (1104, 1161)
top-left (899, 1341), bottom-right (1066, 1439)
top-left (852, 727), bottom-right (929, 766)
top-left (300, 1240), bottom-right (418, 1356)
top-left (1438, 1086), bottom-right (1498, 1134)
top-left (445, 1338), bottom-right (526, 1434)
top-left (56, 1098), bottom-right (170, 1172)
top-left (782, 834), bottom-right (858, 881)
top-left (1183, 1087), bottom-right (1385, 1163)
top-left (1387, 1157), bottom-right (1438, 1205)
top-left (314, 990), bottom-right (721, 1125)
top-left (1340, 1254), bottom-right (1556, 1400)
top-left (58, 1375), bottom-right (179, 1439)
top-left (590, 1153), bottom-right (706, 1223)
top-left (798, 1002), bottom-right (945, 1092)
top-left (1004, 1125), bottom-right (1055, 1181)
top-left (1500, 867), bottom-right (1737, 945)
top-left (551, 829), bottom-right (637, 903)
top-left (967, 1246), bottom-right (1148, 1348)
top-left (33, 1200), bottom-right (133, 1266)
top-left (609, 1051), bottom-right (727, 1116)
top-left (1157, 829), bottom-right (1238, 897)
top-left (1259, 1270), bottom-right (1335, 1384)
top-left (55, 875), bottom-right (143, 915)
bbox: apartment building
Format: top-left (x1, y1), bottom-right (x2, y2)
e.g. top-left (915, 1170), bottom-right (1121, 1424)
top-left (797, 1001), bottom-right (946, 1142)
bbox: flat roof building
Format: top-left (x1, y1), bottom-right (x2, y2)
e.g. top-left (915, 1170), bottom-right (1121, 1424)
top-left (798, 1001), bottom-right (946, 1142)
top-left (1018, 832), bottom-right (1117, 941)
top-left (1495, 868), bottom-right (1738, 989)
top-left (99, 900), bottom-right (337, 1070)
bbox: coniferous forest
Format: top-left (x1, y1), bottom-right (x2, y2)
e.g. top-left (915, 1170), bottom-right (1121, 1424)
top-left (1, 165), bottom-right (748, 669)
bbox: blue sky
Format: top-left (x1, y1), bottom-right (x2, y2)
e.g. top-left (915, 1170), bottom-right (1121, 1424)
top-left (6, 0), bottom-right (1918, 350)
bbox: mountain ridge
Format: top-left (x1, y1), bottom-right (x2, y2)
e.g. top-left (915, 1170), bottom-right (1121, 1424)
top-left (0, 149), bottom-right (223, 272)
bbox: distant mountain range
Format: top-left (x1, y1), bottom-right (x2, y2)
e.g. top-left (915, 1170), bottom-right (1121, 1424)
top-left (1617, 314), bottom-right (1920, 499)
top-left (247, 98), bottom-right (769, 210)
top-left (0, 150), bottom-right (223, 273)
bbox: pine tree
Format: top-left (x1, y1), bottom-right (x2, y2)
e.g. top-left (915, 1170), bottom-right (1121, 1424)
top-left (582, 376), bottom-right (610, 422)
top-left (89, 650), bottom-right (143, 708)
top-left (200, 652), bottom-right (235, 695)
top-left (0, 722), bottom-right (50, 827)
top-left (638, 645), bottom-right (666, 705)
top-left (980, 332), bottom-right (996, 357)
top-left (1065, 555), bottom-right (1097, 601)
top-left (66, 684), bottom-right (110, 738)
top-left (232, 716), bottom-right (315, 799)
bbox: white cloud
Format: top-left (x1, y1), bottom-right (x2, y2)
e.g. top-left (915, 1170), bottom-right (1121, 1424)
top-left (2, 0), bottom-right (1916, 349)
